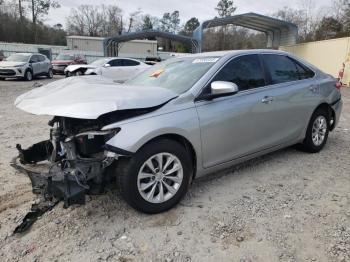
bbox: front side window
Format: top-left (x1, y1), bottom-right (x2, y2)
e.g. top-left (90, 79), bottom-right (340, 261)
top-left (38, 55), bottom-right (45, 62)
top-left (30, 55), bottom-right (39, 63)
top-left (211, 54), bottom-right (265, 91)
top-left (109, 59), bottom-right (123, 67)
top-left (263, 54), bottom-right (299, 84)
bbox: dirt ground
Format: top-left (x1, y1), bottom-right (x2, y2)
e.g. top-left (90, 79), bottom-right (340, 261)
top-left (0, 76), bottom-right (349, 262)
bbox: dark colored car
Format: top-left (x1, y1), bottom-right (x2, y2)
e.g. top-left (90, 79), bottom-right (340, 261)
top-left (51, 54), bottom-right (87, 74)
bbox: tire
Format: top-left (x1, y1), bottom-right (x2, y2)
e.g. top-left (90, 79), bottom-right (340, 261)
top-left (301, 108), bottom-right (330, 153)
top-left (0, 77), bottom-right (5, 81)
top-left (47, 68), bottom-right (53, 79)
top-left (116, 139), bottom-right (193, 214)
top-left (76, 70), bottom-right (83, 76)
top-left (24, 69), bottom-right (33, 81)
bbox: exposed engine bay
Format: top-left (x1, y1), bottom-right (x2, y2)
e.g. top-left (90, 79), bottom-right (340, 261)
top-left (15, 116), bottom-right (120, 209)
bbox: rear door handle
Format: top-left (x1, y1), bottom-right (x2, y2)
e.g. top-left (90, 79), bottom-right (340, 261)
top-left (261, 96), bottom-right (274, 104)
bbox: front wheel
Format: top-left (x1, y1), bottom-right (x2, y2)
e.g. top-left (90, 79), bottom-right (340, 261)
top-left (116, 139), bottom-right (193, 214)
top-left (47, 68), bottom-right (53, 79)
top-left (24, 69), bottom-right (33, 81)
top-left (301, 108), bottom-right (330, 153)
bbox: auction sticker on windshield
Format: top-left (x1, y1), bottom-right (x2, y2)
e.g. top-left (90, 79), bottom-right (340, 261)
top-left (192, 58), bottom-right (219, 63)
top-left (150, 69), bottom-right (165, 78)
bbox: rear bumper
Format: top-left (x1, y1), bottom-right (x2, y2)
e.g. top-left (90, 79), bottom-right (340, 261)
top-left (331, 98), bottom-right (343, 130)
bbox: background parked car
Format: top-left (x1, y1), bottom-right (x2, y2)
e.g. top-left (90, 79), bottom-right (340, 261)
top-left (64, 57), bottom-right (150, 82)
top-left (0, 50), bottom-right (5, 61)
top-left (0, 52), bottom-right (52, 81)
top-left (51, 53), bottom-right (86, 74)
top-left (144, 56), bottom-right (162, 65)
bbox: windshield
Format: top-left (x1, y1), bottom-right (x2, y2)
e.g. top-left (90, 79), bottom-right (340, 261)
top-left (56, 54), bottom-right (75, 60)
top-left (6, 54), bottom-right (31, 62)
top-left (126, 56), bottom-right (220, 94)
top-left (90, 58), bottom-right (110, 66)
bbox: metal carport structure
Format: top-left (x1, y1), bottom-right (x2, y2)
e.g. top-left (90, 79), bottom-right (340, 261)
top-left (103, 13), bottom-right (298, 56)
top-left (193, 12), bottom-right (298, 52)
top-left (103, 30), bottom-right (199, 56)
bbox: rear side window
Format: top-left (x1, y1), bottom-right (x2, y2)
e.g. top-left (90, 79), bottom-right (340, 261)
top-left (212, 54), bottom-right (265, 91)
top-left (263, 54), bottom-right (299, 84)
top-left (122, 59), bottom-right (140, 66)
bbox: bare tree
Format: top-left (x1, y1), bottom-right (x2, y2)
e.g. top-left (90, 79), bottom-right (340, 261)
top-left (67, 4), bottom-right (123, 37)
top-left (30, 0), bottom-right (60, 43)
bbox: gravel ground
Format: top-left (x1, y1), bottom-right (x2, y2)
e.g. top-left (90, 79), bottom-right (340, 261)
top-left (0, 76), bottom-right (349, 262)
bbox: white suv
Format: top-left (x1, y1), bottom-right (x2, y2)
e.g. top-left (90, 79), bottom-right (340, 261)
top-left (0, 53), bottom-right (53, 81)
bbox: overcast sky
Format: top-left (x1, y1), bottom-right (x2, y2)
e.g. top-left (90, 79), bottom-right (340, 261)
top-left (46, 0), bottom-right (334, 27)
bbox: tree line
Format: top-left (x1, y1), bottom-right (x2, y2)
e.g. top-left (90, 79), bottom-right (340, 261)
top-left (1, 0), bottom-right (350, 51)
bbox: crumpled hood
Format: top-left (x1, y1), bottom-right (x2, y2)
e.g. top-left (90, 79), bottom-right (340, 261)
top-left (0, 61), bottom-right (27, 67)
top-left (14, 76), bottom-right (177, 119)
top-left (65, 64), bottom-right (97, 72)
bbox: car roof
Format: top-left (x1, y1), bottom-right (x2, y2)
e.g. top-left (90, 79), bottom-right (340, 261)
top-left (183, 49), bottom-right (289, 58)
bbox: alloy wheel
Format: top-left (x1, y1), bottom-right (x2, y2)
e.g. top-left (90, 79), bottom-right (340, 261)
top-left (137, 153), bottom-right (183, 204)
top-left (312, 115), bottom-right (327, 146)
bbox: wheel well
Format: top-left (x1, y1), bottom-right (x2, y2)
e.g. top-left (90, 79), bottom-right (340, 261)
top-left (146, 134), bottom-right (197, 180)
top-left (314, 103), bottom-right (336, 130)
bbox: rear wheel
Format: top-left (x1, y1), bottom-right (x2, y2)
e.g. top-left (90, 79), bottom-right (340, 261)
top-left (301, 108), bottom-right (330, 153)
top-left (24, 69), bottom-right (33, 81)
top-left (0, 77), bottom-right (5, 81)
top-left (116, 139), bottom-right (192, 213)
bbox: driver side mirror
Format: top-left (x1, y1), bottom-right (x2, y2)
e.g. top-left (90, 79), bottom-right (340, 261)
top-left (211, 81), bottom-right (239, 96)
top-left (196, 81), bottom-right (238, 101)
top-left (103, 63), bottom-right (111, 68)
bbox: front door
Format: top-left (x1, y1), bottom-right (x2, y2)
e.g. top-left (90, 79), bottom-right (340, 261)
top-left (30, 55), bottom-right (41, 75)
top-left (195, 54), bottom-right (280, 168)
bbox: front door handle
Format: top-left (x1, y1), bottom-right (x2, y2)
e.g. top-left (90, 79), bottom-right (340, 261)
top-left (261, 96), bottom-right (274, 104)
top-left (309, 85), bottom-right (318, 93)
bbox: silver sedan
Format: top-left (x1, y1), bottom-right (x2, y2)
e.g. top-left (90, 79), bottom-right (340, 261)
top-left (15, 50), bottom-right (343, 213)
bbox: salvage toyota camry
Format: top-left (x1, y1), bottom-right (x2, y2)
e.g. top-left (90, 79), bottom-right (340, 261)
top-left (14, 50), bottom-right (342, 214)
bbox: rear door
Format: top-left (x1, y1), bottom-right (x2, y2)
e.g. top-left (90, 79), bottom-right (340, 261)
top-left (260, 54), bottom-right (319, 143)
top-left (196, 54), bottom-right (286, 168)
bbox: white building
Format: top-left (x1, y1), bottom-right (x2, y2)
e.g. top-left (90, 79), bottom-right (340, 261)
top-left (66, 35), bottom-right (158, 60)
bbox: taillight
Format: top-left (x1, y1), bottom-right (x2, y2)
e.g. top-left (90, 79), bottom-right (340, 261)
top-left (335, 82), bottom-right (342, 90)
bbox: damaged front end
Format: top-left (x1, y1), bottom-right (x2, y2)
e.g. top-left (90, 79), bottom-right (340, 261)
top-left (14, 116), bottom-right (119, 208)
